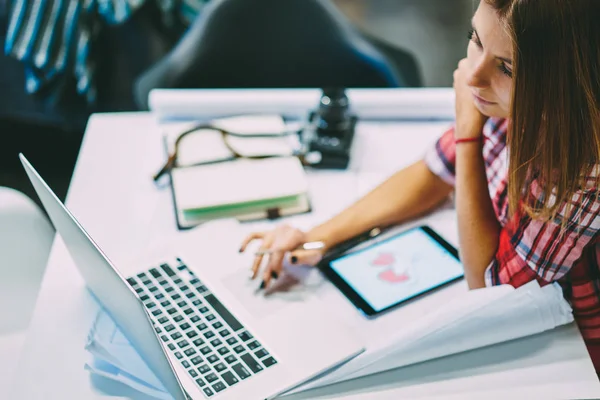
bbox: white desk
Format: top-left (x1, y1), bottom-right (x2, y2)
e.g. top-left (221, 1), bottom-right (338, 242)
top-left (11, 113), bottom-right (600, 400)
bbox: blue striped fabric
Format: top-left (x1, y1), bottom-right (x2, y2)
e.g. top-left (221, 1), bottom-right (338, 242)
top-left (4, 0), bottom-right (209, 103)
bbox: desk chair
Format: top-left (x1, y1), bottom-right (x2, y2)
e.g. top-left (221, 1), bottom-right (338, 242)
top-left (134, 0), bottom-right (421, 109)
top-left (0, 187), bottom-right (54, 397)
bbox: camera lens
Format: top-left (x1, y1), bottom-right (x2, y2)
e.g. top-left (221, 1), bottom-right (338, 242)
top-left (316, 87), bottom-right (351, 134)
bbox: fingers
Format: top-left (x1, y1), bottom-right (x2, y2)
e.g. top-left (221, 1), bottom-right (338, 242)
top-left (262, 250), bottom-right (285, 289)
top-left (250, 234), bottom-right (274, 280)
top-left (239, 232), bottom-right (266, 253)
top-left (288, 249), bottom-right (324, 267)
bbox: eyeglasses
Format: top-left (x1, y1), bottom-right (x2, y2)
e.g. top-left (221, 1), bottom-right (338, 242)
top-left (153, 123), bottom-right (306, 182)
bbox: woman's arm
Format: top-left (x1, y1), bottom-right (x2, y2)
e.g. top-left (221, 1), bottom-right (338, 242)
top-left (306, 159), bottom-right (453, 251)
top-left (453, 58), bottom-right (501, 289)
top-left (454, 140), bottom-right (500, 288)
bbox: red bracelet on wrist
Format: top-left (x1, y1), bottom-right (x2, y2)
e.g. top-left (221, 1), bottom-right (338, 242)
top-left (454, 136), bottom-right (483, 145)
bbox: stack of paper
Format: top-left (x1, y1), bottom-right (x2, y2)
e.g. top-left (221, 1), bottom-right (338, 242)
top-left (84, 281), bottom-right (573, 398)
top-left (289, 280), bottom-right (573, 393)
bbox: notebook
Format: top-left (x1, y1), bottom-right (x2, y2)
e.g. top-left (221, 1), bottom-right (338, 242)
top-left (160, 115), bottom-right (311, 229)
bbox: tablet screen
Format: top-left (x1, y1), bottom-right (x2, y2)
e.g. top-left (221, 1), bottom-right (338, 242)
top-left (329, 227), bottom-right (463, 313)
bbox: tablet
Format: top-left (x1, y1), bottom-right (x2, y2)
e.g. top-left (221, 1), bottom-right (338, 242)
top-left (320, 226), bottom-right (463, 317)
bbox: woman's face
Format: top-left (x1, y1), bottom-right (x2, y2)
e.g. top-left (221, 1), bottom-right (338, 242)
top-left (466, 1), bottom-right (513, 118)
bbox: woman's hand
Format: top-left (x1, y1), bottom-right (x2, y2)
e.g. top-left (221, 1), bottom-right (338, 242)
top-left (453, 58), bottom-right (488, 139)
top-left (239, 224), bottom-right (325, 289)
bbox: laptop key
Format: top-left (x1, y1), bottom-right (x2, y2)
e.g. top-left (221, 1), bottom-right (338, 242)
top-left (226, 337), bottom-right (237, 346)
top-left (200, 346), bottom-right (212, 355)
top-left (155, 293), bottom-right (165, 300)
top-left (172, 293), bottom-right (181, 300)
top-left (160, 335), bottom-right (169, 342)
top-left (180, 322), bottom-right (190, 330)
top-left (149, 286), bottom-right (158, 292)
top-left (232, 363), bottom-right (251, 380)
top-left (199, 307), bottom-right (209, 314)
top-left (218, 347), bottom-right (230, 356)
top-left (140, 295), bottom-right (149, 301)
top-left (210, 338), bottom-right (222, 347)
top-left (126, 278), bottom-right (137, 286)
top-left (177, 340), bottom-right (189, 349)
top-left (173, 278), bottom-right (182, 284)
top-left (145, 302), bottom-right (156, 309)
top-left (154, 327), bottom-right (161, 334)
top-left (197, 323), bottom-right (207, 331)
top-left (160, 263), bottom-right (175, 277)
top-left (164, 324), bottom-right (175, 332)
top-left (233, 345), bottom-right (245, 354)
top-left (160, 301), bottom-right (170, 307)
top-left (247, 340), bottom-right (259, 350)
top-left (195, 378), bottom-right (206, 387)
top-left (149, 268), bottom-right (161, 278)
top-left (212, 322), bottom-right (223, 330)
top-left (224, 355), bottom-right (237, 365)
top-left (219, 329), bottom-right (230, 338)
top-left (186, 331), bottom-right (198, 339)
top-left (206, 314), bottom-right (216, 321)
top-left (177, 301), bottom-right (186, 308)
top-left (190, 278), bottom-right (200, 285)
top-left (239, 331), bottom-right (253, 342)
top-left (203, 387), bottom-right (214, 397)
top-left (221, 371), bottom-right (239, 386)
top-left (157, 316), bottom-right (168, 324)
top-left (189, 369), bottom-right (198, 378)
top-left (167, 343), bottom-right (176, 351)
top-left (255, 348), bottom-right (268, 359)
top-left (184, 308), bottom-right (194, 315)
top-left (181, 360), bottom-right (190, 368)
top-left (135, 287), bottom-right (144, 294)
top-left (142, 279), bottom-right (151, 285)
top-left (214, 363), bottom-right (226, 373)
top-left (152, 309), bottom-right (162, 316)
top-left (158, 280), bottom-right (167, 286)
top-left (198, 364), bottom-right (211, 374)
top-left (175, 352), bottom-right (183, 359)
top-left (205, 373), bottom-right (218, 383)
top-left (190, 316), bottom-right (201, 323)
top-left (167, 308), bottom-right (177, 315)
top-left (184, 348), bottom-right (196, 357)
top-left (190, 356), bottom-right (202, 365)
top-left (263, 357), bottom-right (277, 368)
top-left (212, 381), bottom-right (226, 392)
top-left (241, 353), bottom-right (263, 373)
top-left (204, 331), bottom-right (215, 339)
top-left (165, 287), bottom-right (174, 293)
top-left (193, 338), bottom-right (205, 347)
top-left (173, 315), bottom-right (184, 323)
top-left (207, 354), bottom-right (219, 364)
top-left (193, 300), bottom-right (203, 306)
top-left (171, 332), bottom-right (182, 340)
top-left (185, 292), bottom-right (196, 299)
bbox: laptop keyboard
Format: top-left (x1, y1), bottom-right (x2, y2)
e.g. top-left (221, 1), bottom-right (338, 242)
top-left (126, 259), bottom-right (278, 398)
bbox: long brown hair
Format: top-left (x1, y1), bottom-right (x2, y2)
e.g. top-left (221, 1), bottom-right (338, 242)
top-left (487, 0), bottom-right (600, 222)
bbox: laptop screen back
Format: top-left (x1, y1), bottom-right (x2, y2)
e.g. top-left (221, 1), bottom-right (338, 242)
top-left (20, 154), bottom-right (185, 399)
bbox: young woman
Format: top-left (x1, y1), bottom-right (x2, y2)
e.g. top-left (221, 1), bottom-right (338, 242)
top-left (240, 0), bottom-right (600, 373)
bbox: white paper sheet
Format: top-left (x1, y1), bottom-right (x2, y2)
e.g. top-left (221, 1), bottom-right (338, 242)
top-left (287, 281), bottom-right (573, 394)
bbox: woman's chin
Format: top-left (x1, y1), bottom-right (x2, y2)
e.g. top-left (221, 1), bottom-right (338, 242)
top-left (474, 101), bottom-right (508, 118)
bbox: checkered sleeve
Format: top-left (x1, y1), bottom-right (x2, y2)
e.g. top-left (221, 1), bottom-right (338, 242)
top-left (424, 125), bottom-right (457, 186)
top-left (485, 187), bottom-right (600, 287)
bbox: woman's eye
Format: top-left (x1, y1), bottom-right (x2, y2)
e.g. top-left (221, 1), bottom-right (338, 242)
top-left (498, 63), bottom-right (513, 78)
top-left (468, 29), bottom-right (483, 48)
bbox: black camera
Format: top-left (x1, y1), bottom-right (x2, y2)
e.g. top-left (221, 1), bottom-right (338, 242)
top-left (301, 88), bottom-right (357, 169)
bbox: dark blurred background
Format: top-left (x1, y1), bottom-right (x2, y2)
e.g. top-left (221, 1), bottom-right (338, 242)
top-left (0, 0), bottom-right (473, 208)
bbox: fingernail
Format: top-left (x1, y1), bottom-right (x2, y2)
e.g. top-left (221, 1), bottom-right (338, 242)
top-left (259, 280), bottom-right (266, 290)
top-left (291, 256), bottom-right (298, 264)
top-left (239, 247), bottom-right (243, 253)
top-left (271, 271), bottom-right (278, 279)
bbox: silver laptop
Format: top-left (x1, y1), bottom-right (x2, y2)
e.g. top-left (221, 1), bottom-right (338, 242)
top-left (20, 154), bottom-right (363, 399)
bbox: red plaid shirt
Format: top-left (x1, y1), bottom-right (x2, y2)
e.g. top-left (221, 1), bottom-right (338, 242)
top-left (425, 118), bottom-right (600, 369)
